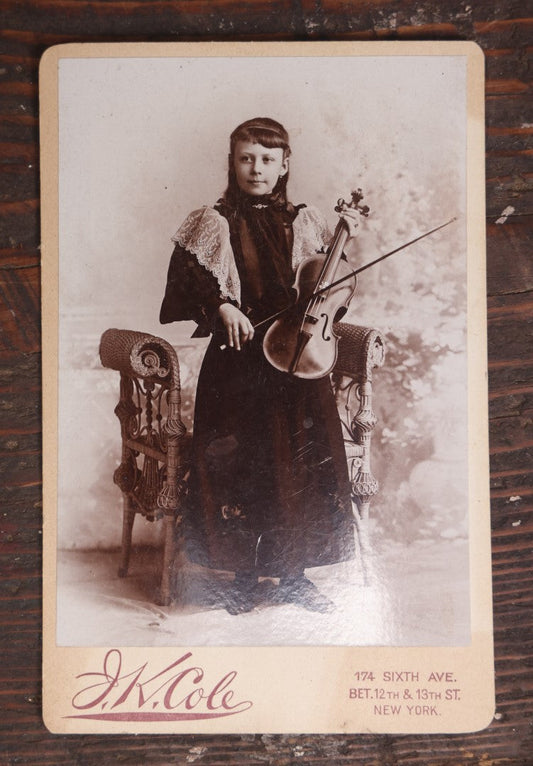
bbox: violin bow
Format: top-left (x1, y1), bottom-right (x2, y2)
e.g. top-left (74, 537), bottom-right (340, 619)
top-left (252, 215), bottom-right (458, 331)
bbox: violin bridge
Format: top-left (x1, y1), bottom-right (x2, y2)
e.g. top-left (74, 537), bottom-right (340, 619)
top-left (304, 314), bottom-right (319, 324)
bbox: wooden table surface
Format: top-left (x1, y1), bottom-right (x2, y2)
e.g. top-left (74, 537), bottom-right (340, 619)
top-left (1, 2), bottom-right (531, 763)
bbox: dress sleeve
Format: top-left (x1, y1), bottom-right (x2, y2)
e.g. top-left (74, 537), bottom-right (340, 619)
top-left (160, 206), bottom-right (242, 336)
top-left (159, 242), bottom-right (227, 336)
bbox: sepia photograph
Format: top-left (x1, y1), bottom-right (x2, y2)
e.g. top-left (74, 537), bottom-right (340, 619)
top-left (50, 47), bottom-right (473, 651)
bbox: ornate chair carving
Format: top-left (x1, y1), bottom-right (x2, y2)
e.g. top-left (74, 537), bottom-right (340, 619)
top-left (99, 323), bottom-right (384, 605)
top-left (99, 329), bottom-right (191, 605)
top-left (331, 322), bottom-right (386, 555)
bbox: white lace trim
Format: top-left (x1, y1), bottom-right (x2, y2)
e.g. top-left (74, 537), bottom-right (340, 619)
top-left (172, 207), bottom-right (242, 304)
top-left (172, 204), bottom-right (330, 305)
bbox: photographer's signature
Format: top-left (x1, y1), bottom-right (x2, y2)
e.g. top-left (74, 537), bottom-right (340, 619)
top-left (65, 649), bottom-right (253, 721)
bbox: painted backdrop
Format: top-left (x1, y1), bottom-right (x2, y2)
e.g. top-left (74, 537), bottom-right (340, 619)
top-left (57, 52), bottom-right (467, 560)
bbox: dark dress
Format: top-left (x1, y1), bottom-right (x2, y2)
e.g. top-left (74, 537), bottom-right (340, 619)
top-left (160, 193), bottom-right (355, 577)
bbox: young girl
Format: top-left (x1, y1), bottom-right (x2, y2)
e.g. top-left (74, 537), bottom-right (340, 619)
top-left (160, 117), bottom-right (360, 614)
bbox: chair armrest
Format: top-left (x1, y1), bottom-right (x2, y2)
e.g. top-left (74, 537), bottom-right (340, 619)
top-left (99, 328), bottom-right (178, 383)
top-left (333, 322), bottom-right (385, 382)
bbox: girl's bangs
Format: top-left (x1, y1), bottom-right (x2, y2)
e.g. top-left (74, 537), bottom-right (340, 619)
top-left (233, 126), bottom-right (290, 153)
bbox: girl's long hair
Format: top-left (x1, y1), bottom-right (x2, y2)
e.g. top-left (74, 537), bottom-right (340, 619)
top-left (223, 117), bottom-right (291, 209)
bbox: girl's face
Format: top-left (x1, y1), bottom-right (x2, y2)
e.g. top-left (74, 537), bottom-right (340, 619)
top-left (232, 140), bottom-right (288, 196)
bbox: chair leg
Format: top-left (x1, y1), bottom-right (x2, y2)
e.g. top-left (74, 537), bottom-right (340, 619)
top-left (352, 498), bottom-right (371, 585)
top-left (158, 513), bottom-right (176, 606)
top-left (356, 499), bottom-right (371, 554)
top-left (118, 497), bottom-right (135, 578)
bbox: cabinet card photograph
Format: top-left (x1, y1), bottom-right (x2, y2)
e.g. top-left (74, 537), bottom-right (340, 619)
top-left (41, 41), bottom-right (493, 734)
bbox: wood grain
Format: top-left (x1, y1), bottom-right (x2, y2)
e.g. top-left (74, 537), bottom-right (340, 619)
top-left (1, 1), bottom-right (532, 763)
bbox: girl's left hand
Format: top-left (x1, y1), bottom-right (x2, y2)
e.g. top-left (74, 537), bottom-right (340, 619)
top-left (339, 208), bottom-right (360, 239)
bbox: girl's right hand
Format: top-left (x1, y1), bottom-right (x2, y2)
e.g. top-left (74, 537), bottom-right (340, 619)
top-left (218, 303), bottom-right (254, 351)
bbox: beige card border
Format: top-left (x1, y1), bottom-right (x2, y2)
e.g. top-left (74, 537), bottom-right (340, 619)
top-left (41, 40), bottom-right (492, 734)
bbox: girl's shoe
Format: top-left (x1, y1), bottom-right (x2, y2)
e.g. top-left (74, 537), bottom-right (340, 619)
top-left (277, 576), bottom-right (335, 613)
top-left (225, 571), bottom-right (258, 615)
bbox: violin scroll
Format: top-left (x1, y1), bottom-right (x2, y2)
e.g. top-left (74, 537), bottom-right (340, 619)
top-left (335, 188), bottom-right (370, 218)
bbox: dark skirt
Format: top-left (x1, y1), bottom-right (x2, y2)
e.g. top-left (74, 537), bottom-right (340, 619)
top-left (183, 330), bottom-right (356, 577)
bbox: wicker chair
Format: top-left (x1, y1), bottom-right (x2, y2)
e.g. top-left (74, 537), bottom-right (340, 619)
top-left (99, 323), bottom-right (384, 605)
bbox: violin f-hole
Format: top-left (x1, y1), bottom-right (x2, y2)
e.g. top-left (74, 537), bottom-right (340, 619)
top-left (320, 313), bottom-right (331, 341)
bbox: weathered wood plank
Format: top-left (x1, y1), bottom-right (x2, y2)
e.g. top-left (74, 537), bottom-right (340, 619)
top-left (486, 219), bottom-right (533, 294)
top-left (0, 266), bottom-right (40, 353)
top-left (0, 1), bottom-right (531, 762)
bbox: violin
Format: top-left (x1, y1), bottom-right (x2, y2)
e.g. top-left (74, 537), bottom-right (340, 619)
top-left (263, 189), bottom-right (370, 380)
